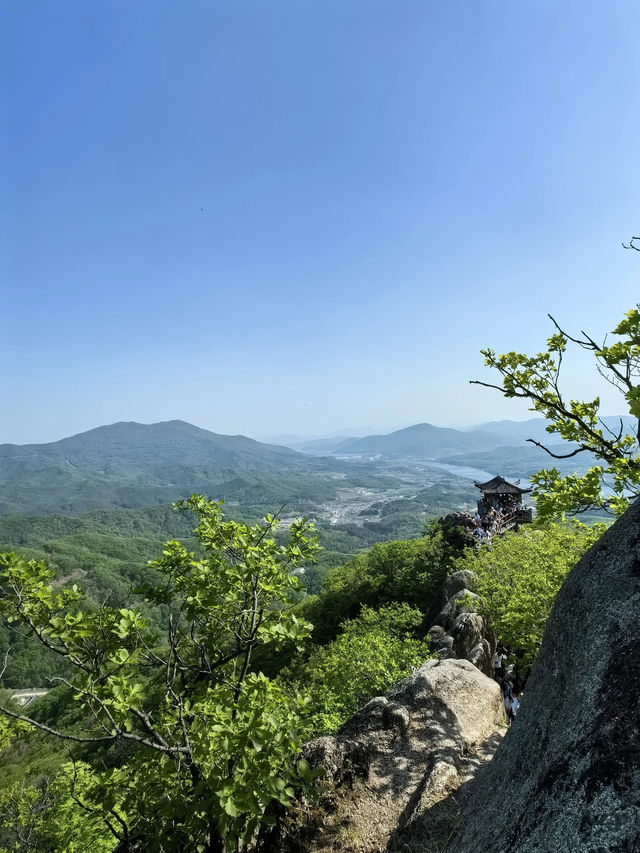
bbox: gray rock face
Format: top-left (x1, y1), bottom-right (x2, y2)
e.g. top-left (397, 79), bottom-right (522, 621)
top-left (449, 612), bottom-right (484, 658)
top-left (287, 659), bottom-right (504, 853)
top-left (467, 638), bottom-right (492, 676)
top-left (420, 570), bottom-right (495, 677)
top-left (449, 499), bottom-right (640, 853)
top-left (420, 570), bottom-right (476, 632)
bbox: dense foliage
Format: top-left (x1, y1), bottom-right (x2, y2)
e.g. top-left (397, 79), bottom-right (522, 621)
top-left (0, 503), bottom-right (471, 688)
top-left (0, 508), bottom-right (195, 690)
top-left (458, 521), bottom-right (606, 669)
top-left (300, 522), bottom-right (460, 645)
top-left (0, 498), bottom-right (319, 852)
top-left (283, 604), bottom-right (431, 735)
top-left (0, 766), bottom-right (114, 853)
top-left (0, 503), bottom-right (462, 851)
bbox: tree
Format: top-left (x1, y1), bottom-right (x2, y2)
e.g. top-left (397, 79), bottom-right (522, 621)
top-left (283, 603), bottom-right (431, 735)
top-left (300, 523), bottom-right (458, 645)
top-left (0, 767), bottom-right (113, 853)
top-left (0, 496), bottom-right (319, 853)
top-left (458, 521), bottom-right (605, 670)
top-left (471, 304), bottom-right (640, 519)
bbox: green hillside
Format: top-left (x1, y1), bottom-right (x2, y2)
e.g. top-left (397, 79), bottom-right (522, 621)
top-left (0, 420), bottom-right (344, 516)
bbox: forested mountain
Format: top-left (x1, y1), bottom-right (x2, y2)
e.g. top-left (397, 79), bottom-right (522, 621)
top-left (303, 422), bottom-right (500, 457)
top-left (437, 416), bottom-right (634, 478)
top-left (4, 415), bottom-right (625, 520)
top-left (0, 420), bottom-right (344, 516)
top-left (465, 415), bottom-right (636, 445)
top-left (465, 418), bottom-right (556, 444)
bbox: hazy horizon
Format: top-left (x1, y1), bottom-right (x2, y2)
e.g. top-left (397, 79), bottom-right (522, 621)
top-left (1, 414), bottom-right (517, 448)
top-left (4, 2), bottom-right (639, 444)
top-left (2, 411), bottom-right (634, 449)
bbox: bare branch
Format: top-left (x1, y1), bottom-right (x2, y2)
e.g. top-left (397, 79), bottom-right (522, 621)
top-left (129, 706), bottom-right (173, 752)
top-left (472, 365), bottom-right (625, 462)
top-left (599, 416), bottom-right (624, 443)
top-left (526, 438), bottom-right (587, 459)
top-left (622, 236), bottom-right (640, 251)
top-left (0, 704), bottom-right (119, 745)
top-left (252, 504), bottom-right (287, 549)
top-left (469, 379), bottom-right (530, 398)
top-left (548, 314), bottom-right (596, 350)
top-left (0, 703), bottom-right (189, 755)
top-left (0, 646), bottom-right (10, 680)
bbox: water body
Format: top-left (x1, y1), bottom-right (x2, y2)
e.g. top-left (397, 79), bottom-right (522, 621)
top-left (427, 461), bottom-right (496, 483)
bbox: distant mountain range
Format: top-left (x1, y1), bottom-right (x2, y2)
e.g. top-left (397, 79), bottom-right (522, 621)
top-left (1, 416), bottom-right (630, 517)
top-left (293, 419), bottom-right (547, 457)
top-left (305, 423), bottom-right (500, 457)
top-left (293, 416), bottom-right (633, 461)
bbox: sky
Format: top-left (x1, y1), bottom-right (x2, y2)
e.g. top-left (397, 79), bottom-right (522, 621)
top-left (2, 0), bottom-right (639, 445)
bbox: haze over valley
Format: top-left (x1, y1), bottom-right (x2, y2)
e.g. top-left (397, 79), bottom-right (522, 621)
top-left (1, 415), bottom-right (597, 520)
top-left (0, 414), bottom-right (610, 598)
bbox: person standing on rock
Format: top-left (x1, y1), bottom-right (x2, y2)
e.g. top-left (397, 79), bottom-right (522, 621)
top-left (501, 677), bottom-right (514, 723)
top-left (496, 645), bottom-right (508, 675)
top-left (492, 650), bottom-right (503, 680)
top-left (511, 693), bottom-right (521, 720)
top-left (504, 691), bottom-right (513, 724)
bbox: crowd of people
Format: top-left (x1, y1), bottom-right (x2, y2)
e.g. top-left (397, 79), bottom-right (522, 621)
top-left (492, 643), bottom-right (524, 725)
top-left (472, 496), bottom-right (523, 544)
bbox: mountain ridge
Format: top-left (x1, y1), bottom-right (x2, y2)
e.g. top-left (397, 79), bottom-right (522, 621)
top-left (0, 420), bottom-right (333, 516)
top-left (2, 416), bottom-right (628, 517)
top-left (297, 421), bottom-right (526, 458)
top-left (295, 415), bottom-right (632, 458)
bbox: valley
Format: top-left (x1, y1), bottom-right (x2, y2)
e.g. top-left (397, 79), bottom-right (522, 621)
top-left (0, 414), bottom-right (599, 691)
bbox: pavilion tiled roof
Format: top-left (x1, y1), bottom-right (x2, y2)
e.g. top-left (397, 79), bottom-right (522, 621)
top-left (474, 475), bottom-right (531, 494)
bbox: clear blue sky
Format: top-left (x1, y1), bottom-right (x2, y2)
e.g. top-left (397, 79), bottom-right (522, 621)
top-left (2, 0), bottom-right (639, 444)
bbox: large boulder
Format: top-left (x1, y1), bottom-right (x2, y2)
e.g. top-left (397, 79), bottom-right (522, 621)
top-left (449, 499), bottom-right (640, 853)
top-left (280, 659), bottom-right (504, 852)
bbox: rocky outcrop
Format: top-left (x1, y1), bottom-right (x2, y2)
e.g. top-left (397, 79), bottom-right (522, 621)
top-left (438, 512), bottom-right (476, 547)
top-left (420, 570), bottom-right (495, 677)
top-left (449, 499), bottom-right (640, 853)
top-left (280, 659), bottom-right (504, 852)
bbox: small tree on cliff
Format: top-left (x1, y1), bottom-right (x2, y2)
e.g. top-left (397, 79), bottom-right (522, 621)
top-left (457, 521), bottom-right (605, 670)
top-left (0, 496), bottom-right (319, 852)
top-left (471, 303), bottom-right (640, 519)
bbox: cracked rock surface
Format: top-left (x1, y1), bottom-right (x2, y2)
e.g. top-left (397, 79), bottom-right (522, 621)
top-left (279, 659), bottom-right (504, 852)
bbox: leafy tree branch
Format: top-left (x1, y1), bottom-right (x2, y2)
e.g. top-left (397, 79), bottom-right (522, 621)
top-left (470, 304), bottom-right (640, 519)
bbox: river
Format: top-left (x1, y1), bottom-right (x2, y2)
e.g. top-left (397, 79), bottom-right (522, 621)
top-left (426, 461), bottom-right (496, 483)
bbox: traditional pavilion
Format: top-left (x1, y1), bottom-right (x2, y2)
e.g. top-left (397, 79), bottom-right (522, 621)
top-left (474, 475), bottom-right (533, 525)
